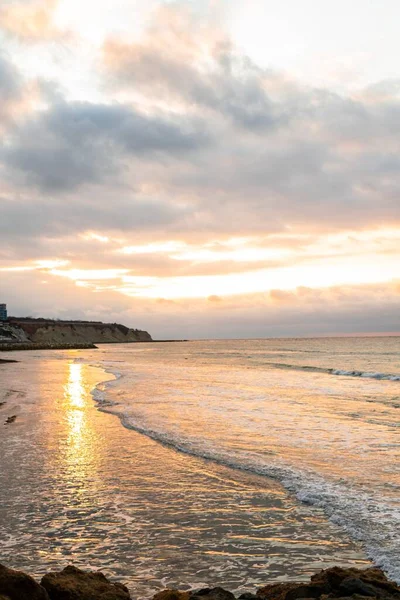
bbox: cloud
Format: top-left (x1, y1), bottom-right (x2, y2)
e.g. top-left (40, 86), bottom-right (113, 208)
top-left (2, 100), bottom-right (209, 191)
top-left (1, 3), bottom-right (400, 337)
top-left (103, 5), bottom-right (286, 132)
top-left (0, 192), bottom-right (189, 252)
top-left (0, 51), bottom-right (35, 128)
top-left (2, 6), bottom-right (400, 242)
top-left (0, 0), bottom-right (67, 42)
top-left (2, 267), bottom-right (399, 338)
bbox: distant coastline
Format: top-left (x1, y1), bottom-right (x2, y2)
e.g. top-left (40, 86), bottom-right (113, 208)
top-left (0, 317), bottom-right (152, 351)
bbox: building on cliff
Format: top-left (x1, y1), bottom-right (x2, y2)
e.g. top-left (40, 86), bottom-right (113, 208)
top-left (0, 304), bottom-right (7, 321)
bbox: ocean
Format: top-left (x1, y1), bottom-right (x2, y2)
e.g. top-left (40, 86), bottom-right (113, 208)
top-left (0, 337), bottom-right (399, 596)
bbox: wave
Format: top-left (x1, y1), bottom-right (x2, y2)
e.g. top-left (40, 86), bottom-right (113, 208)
top-left (90, 364), bottom-right (400, 585)
top-left (266, 362), bottom-right (400, 381)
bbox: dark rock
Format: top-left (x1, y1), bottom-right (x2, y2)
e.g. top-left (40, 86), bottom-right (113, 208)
top-left (338, 577), bottom-right (381, 597)
top-left (41, 565), bottom-right (131, 600)
top-left (0, 564), bottom-right (49, 600)
top-left (258, 568), bottom-right (400, 600)
top-left (311, 567), bottom-right (361, 591)
top-left (257, 583), bottom-right (300, 600)
top-left (4, 416), bottom-right (16, 424)
top-left (153, 591), bottom-right (190, 600)
top-left (239, 593), bottom-right (258, 600)
top-left (191, 588), bottom-right (236, 600)
top-left (311, 567), bottom-right (400, 598)
top-left (285, 586), bottom-right (328, 600)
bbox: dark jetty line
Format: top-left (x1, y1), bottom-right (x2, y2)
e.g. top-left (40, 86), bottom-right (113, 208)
top-left (0, 342), bottom-right (97, 352)
top-left (0, 563), bottom-right (399, 600)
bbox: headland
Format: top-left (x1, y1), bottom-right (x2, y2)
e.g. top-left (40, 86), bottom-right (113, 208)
top-left (0, 317), bottom-right (152, 351)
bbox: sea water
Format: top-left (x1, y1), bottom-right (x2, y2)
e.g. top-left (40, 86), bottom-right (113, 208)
top-left (0, 337), bottom-right (399, 596)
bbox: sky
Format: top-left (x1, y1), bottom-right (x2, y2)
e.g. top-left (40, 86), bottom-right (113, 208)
top-left (0, 0), bottom-right (400, 339)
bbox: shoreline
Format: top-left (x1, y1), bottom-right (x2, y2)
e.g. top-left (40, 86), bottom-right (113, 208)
top-left (0, 563), bottom-right (399, 600)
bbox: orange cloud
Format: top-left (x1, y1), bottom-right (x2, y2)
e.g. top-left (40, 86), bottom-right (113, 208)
top-left (208, 294), bottom-right (222, 303)
top-left (0, 0), bottom-right (68, 42)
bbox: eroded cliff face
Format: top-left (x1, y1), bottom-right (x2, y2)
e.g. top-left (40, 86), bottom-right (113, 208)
top-left (4, 319), bottom-right (152, 346)
top-left (0, 322), bottom-right (30, 344)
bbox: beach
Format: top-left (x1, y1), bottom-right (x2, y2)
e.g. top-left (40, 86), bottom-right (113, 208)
top-left (0, 343), bottom-right (378, 597)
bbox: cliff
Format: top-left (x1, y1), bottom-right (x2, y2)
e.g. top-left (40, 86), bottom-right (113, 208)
top-left (0, 318), bottom-right (152, 349)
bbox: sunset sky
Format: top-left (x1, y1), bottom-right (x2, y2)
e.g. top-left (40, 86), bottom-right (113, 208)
top-left (1, 0), bottom-right (400, 338)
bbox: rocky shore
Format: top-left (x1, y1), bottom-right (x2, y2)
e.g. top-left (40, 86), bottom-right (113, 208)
top-left (0, 564), bottom-right (399, 600)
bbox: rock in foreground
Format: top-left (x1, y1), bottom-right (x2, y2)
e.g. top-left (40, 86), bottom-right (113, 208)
top-left (0, 564), bottom-right (49, 600)
top-left (160, 567), bottom-right (400, 600)
top-left (41, 565), bottom-right (131, 599)
top-left (256, 567), bottom-right (400, 600)
top-left (0, 564), bottom-right (399, 600)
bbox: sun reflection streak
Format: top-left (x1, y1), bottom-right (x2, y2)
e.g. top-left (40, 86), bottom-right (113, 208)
top-left (62, 362), bottom-right (99, 492)
top-left (65, 362), bottom-right (85, 445)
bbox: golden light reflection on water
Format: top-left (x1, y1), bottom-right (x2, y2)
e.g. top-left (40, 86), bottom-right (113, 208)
top-left (65, 363), bottom-right (86, 446)
top-left (62, 362), bottom-right (99, 491)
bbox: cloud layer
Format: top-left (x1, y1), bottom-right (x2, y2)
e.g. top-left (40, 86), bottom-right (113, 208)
top-left (0, 2), bottom-right (399, 337)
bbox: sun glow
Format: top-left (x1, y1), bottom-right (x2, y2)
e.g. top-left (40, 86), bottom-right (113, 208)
top-left (50, 268), bottom-right (129, 281)
top-left (3, 227), bottom-right (398, 301)
top-left (119, 257), bottom-right (400, 299)
top-left (34, 227), bottom-right (400, 300)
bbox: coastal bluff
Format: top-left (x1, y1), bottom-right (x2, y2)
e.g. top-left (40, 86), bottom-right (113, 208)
top-left (0, 564), bottom-right (399, 600)
top-left (0, 317), bottom-right (152, 350)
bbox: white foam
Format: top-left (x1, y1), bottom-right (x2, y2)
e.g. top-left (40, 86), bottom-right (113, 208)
top-left (332, 369), bottom-right (400, 381)
top-left (270, 363), bottom-right (400, 381)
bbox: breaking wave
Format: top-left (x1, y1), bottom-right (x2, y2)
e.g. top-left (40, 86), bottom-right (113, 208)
top-left (266, 362), bottom-right (400, 381)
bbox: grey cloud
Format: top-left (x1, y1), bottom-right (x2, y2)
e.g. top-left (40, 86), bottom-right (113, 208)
top-left (104, 36), bottom-right (285, 132)
top-left (2, 101), bottom-right (209, 190)
top-left (99, 21), bottom-right (400, 231)
top-left (0, 51), bottom-right (24, 126)
top-left (0, 191), bottom-right (190, 253)
top-left (0, 52), bottom-right (20, 100)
